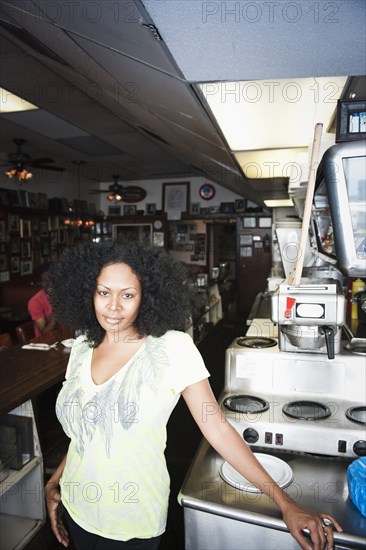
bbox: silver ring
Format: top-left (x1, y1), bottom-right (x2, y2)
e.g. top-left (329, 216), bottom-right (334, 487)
top-left (322, 518), bottom-right (333, 527)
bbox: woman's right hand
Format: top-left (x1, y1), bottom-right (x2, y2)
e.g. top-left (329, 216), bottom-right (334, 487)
top-left (44, 482), bottom-right (69, 547)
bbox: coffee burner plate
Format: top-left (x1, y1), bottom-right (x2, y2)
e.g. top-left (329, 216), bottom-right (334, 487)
top-left (282, 400), bottom-right (331, 421)
top-left (346, 406), bottom-right (366, 425)
top-left (223, 395), bottom-right (269, 414)
top-left (236, 337), bottom-right (277, 349)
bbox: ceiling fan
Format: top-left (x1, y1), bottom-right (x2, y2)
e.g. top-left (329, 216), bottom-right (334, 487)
top-left (2, 138), bottom-right (66, 181)
top-left (90, 175), bottom-right (147, 203)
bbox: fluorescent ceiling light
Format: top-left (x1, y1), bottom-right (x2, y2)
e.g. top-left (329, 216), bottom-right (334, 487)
top-left (199, 77), bottom-right (347, 151)
top-left (0, 87), bottom-right (38, 113)
top-left (235, 147), bottom-right (308, 180)
top-left (264, 198), bottom-right (294, 208)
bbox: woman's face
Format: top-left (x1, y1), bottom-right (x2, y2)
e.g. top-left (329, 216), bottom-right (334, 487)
top-left (94, 263), bottom-right (142, 335)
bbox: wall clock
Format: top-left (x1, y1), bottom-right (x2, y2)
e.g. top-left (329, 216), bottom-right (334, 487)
top-left (199, 183), bottom-right (216, 201)
top-left (153, 219), bottom-right (163, 229)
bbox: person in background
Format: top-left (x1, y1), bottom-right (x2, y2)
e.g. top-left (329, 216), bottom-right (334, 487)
top-left (28, 263), bottom-right (58, 338)
top-left (44, 241), bottom-right (341, 550)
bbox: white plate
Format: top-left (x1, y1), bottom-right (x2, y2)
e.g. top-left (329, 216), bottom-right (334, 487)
top-left (22, 343), bottom-right (53, 350)
top-left (61, 338), bottom-right (75, 348)
top-left (220, 453), bottom-right (293, 493)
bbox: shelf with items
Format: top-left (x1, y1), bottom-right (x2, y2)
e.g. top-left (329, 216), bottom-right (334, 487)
top-left (104, 215), bottom-right (168, 248)
top-left (167, 219), bottom-right (207, 266)
top-left (0, 204), bottom-right (98, 284)
top-left (0, 400), bottom-right (46, 550)
top-left (190, 282), bottom-right (223, 344)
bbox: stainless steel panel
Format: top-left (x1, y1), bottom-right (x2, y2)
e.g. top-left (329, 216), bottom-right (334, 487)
top-left (184, 508), bottom-right (299, 550)
top-left (179, 440), bottom-right (366, 548)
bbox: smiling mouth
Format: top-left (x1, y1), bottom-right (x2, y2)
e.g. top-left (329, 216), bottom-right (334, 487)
top-left (105, 317), bottom-right (123, 326)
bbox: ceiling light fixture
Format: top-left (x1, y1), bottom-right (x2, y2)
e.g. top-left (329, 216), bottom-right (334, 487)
top-left (199, 77), bottom-right (347, 151)
top-left (4, 139), bottom-right (35, 181)
top-left (107, 191), bottom-right (123, 202)
top-left (5, 165), bottom-right (33, 181)
top-left (64, 161), bottom-right (94, 227)
top-left (264, 198), bottom-right (294, 208)
top-left (106, 178), bottom-right (124, 202)
top-left (0, 87), bottom-right (38, 113)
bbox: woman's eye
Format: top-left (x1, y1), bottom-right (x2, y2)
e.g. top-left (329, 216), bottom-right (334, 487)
top-left (122, 293), bottom-right (133, 299)
top-left (99, 290), bottom-right (109, 297)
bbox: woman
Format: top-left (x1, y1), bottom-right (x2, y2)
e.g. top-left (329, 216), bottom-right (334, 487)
top-left (44, 241), bottom-right (341, 550)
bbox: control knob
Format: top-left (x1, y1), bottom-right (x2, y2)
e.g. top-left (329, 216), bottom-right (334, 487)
top-left (353, 440), bottom-right (366, 457)
top-left (243, 428), bottom-right (259, 444)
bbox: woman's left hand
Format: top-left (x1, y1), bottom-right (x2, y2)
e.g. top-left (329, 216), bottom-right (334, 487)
top-left (282, 501), bottom-right (342, 550)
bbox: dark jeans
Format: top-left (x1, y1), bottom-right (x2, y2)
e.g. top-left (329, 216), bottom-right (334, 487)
top-left (63, 506), bottom-right (162, 550)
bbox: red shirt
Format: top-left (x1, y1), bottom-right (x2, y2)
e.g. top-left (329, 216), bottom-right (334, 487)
top-left (28, 289), bottom-right (53, 338)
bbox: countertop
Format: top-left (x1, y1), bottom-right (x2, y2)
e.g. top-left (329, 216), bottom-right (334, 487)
top-left (0, 342), bottom-right (70, 415)
top-left (179, 439), bottom-right (366, 547)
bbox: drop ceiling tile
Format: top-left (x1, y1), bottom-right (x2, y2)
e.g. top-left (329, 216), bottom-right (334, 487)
top-left (29, 0), bottom-right (181, 76)
top-left (2, 109), bottom-right (88, 138)
top-left (56, 136), bottom-right (125, 156)
top-left (69, 34), bottom-right (223, 144)
top-left (144, 0), bottom-right (366, 81)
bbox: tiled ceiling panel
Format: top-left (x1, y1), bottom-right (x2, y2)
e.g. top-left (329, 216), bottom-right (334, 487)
top-left (144, 0), bottom-right (366, 81)
top-left (2, 110), bottom-right (89, 139)
top-left (68, 33), bottom-right (225, 145)
top-left (1, 0), bottom-right (364, 203)
top-left (31, 0), bottom-right (182, 76)
top-left (56, 136), bottom-right (125, 156)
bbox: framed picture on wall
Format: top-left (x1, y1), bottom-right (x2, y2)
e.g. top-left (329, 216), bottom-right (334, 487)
top-left (190, 203), bottom-right (200, 215)
top-left (123, 205), bottom-right (137, 216)
top-left (243, 217), bottom-right (256, 228)
top-left (20, 260), bottom-right (33, 276)
top-left (11, 256), bottom-right (20, 273)
top-left (108, 205), bottom-right (121, 216)
top-left (20, 219), bottom-right (31, 238)
top-left (162, 182), bottom-right (190, 215)
top-left (21, 241), bottom-right (31, 259)
top-left (146, 203), bottom-right (156, 215)
top-left (10, 239), bottom-right (20, 254)
top-left (220, 202), bottom-right (234, 214)
top-left (336, 99), bottom-right (366, 142)
top-left (8, 213), bottom-right (20, 232)
top-left (234, 199), bottom-right (247, 213)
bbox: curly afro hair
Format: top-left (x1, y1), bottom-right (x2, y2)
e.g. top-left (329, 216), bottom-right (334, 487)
top-left (45, 241), bottom-right (198, 346)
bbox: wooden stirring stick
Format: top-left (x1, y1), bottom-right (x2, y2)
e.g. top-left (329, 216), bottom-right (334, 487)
top-left (288, 122), bottom-right (323, 286)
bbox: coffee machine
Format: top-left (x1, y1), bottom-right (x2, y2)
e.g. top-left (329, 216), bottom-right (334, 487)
top-left (271, 279), bottom-right (346, 359)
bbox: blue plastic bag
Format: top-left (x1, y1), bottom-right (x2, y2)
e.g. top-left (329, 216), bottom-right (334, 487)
top-left (347, 457), bottom-right (366, 517)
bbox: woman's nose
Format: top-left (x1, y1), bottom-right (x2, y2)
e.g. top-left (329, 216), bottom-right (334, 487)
top-left (108, 296), bottom-right (121, 311)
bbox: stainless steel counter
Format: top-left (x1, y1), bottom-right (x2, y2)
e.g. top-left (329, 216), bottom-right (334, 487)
top-left (179, 439), bottom-right (366, 549)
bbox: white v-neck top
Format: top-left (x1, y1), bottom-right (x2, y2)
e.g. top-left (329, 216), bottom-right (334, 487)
top-left (56, 330), bottom-right (209, 540)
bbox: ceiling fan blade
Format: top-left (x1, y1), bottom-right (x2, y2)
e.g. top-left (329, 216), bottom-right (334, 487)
top-left (34, 165), bottom-right (66, 171)
top-left (89, 186), bottom-right (146, 201)
top-left (29, 157), bottom-right (56, 165)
